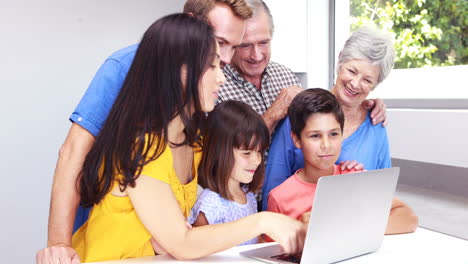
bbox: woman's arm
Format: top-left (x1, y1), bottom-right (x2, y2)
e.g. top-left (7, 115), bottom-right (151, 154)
top-left (385, 197), bottom-right (419, 235)
top-left (128, 175), bottom-right (306, 260)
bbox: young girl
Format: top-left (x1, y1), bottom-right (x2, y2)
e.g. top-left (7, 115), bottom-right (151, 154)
top-left (70, 14), bottom-right (304, 263)
top-left (189, 100), bottom-right (269, 245)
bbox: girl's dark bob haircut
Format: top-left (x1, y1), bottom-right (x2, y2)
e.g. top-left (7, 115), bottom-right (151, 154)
top-left (198, 100), bottom-right (270, 200)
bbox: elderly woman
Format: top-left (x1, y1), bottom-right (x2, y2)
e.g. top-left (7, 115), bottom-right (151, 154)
top-left (262, 26), bottom-right (412, 221)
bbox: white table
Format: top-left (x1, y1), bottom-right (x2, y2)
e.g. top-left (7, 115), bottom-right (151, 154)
top-left (87, 228), bottom-right (468, 264)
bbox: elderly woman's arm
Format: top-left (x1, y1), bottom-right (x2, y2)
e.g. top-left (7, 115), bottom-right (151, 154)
top-left (385, 197), bottom-right (419, 234)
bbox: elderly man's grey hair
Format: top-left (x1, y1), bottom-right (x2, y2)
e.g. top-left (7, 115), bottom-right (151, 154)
top-left (245, 0), bottom-right (274, 36)
top-left (337, 25), bottom-right (395, 85)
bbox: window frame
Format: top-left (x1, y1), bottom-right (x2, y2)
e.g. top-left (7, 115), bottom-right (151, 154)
top-left (329, 0), bottom-right (468, 110)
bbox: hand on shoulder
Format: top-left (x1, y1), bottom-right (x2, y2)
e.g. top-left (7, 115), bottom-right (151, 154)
top-left (361, 98), bottom-right (387, 127)
top-left (338, 160), bottom-right (365, 172)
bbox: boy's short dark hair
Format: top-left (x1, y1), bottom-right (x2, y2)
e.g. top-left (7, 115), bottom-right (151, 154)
top-left (288, 88), bottom-right (344, 137)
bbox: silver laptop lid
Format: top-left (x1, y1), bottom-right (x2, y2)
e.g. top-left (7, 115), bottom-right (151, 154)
top-left (301, 167), bottom-right (400, 264)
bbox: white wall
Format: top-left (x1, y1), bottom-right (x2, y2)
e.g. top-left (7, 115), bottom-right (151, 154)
top-left (264, 0), bottom-right (308, 73)
top-left (370, 65), bottom-right (468, 99)
top-left (0, 0), bottom-right (184, 262)
top-left (307, 0), bottom-right (332, 89)
top-left (387, 109), bottom-right (468, 168)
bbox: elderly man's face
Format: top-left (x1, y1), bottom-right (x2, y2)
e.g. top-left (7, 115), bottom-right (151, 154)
top-left (231, 10), bottom-right (272, 81)
top-left (207, 4), bottom-right (246, 66)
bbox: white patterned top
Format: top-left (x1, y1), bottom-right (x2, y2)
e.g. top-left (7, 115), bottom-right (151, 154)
top-left (188, 188), bottom-right (258, 245)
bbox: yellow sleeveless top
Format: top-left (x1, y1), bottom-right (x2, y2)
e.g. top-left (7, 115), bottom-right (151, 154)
top-left (72, 142), bottom-right (201, 263)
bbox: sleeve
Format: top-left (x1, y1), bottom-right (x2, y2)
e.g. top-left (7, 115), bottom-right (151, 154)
top-left (280, 63), bottom-right (301, 88)
top-left (291, 70), bottom-right (301, 87)
top-left (262, 118), bottom-right (297, 211)
top-left (139, 146), bottom-right (171, 184)
top-left (377, 128), bottom-right (392, 169)
top-left (69, 58), bottom-right (130, 137)
top-left (188, 189), bottom-right (224, 225)
top-left (266, 191), bottom-right (282, 214)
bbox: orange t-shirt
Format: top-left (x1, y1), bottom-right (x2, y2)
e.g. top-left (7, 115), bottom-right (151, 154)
top-left (267, 165), bottom-right (362, 220)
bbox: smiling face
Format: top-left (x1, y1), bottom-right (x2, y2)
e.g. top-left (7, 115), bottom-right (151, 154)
top-left (292, 113), bottom-right (343, 172)
top-left (230, 10), bottom-right (271, 82)
top-left (229, 147), bottom-right (262, 185)
top-left (199, 43), bottom-right (226, 112)
top-left (207, 3), bottom-right (246, 66)
top-left (333, 59), bottom-right (380, 108)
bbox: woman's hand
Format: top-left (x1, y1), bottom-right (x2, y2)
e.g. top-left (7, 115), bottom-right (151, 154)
top-left (260, 212), bottom-right (307, 254)
top-left (362, 98), bottom-right (387, 127)
top-left (338, 160), bottom-right (365, 171)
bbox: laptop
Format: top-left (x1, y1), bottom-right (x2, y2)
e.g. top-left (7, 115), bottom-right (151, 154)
top-left (241, 167), bottom-right (400, 264)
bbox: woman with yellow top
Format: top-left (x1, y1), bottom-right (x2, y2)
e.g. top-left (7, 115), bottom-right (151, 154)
top-left (71, 13), bottom-right (305, 263)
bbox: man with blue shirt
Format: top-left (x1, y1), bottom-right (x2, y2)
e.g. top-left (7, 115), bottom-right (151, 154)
top-left (36, 1), bottom-right (252, 263)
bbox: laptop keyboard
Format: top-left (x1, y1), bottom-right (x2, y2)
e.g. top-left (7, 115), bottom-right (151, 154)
top-left (270, 253), bottom-right (302, 263)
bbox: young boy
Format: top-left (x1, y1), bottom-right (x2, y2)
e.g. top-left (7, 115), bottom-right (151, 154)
top-left (267, 88), bottom-right (418, 235)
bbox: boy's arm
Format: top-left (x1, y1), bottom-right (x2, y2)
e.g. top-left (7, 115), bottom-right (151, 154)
top-left (385, 197), bottom-right (419, 235)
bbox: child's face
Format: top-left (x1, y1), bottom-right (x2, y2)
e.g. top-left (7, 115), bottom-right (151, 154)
top-left (292, 113), bottom-right (343, 171)
top-left (230, 148), bottom-right (262, 184)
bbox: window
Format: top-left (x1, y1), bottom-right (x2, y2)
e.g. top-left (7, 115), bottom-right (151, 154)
top-left (334, 0), bottom-right (468, 105)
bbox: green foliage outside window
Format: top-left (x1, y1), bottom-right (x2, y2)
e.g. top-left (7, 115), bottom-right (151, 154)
top-left (350, 0), bottom-right (467, 69)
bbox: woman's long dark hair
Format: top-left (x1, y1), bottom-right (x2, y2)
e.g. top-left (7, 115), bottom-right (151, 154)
top-left (79, 13), bottom-right (216, 207)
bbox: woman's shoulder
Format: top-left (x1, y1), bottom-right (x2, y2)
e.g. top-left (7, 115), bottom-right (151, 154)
top-left (139, 135), bottom-right (173, 181)
top-left (350, 111), bottom-right (388, 140)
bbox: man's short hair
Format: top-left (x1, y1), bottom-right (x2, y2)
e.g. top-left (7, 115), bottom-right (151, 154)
top-left (184, 0), bottom-right (253, 21)
top-left (288, 88), bottom-right (344, 137)
top-left (244, 0), bottom-right (274, 35)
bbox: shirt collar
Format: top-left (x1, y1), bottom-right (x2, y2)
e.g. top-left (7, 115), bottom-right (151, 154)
top-left (223, 63), bottom-right (271, 84)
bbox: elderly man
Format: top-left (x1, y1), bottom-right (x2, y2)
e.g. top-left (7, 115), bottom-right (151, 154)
top-left (36, 1), bottom-right (252, 263)
top-left (219, 0), bottom-right (386, 134)
top-left (219, 0), bottom-right (302, 134)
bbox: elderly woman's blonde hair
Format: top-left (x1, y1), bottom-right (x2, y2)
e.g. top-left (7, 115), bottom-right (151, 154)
top-left (337, 25), bottom-right (395, 85)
